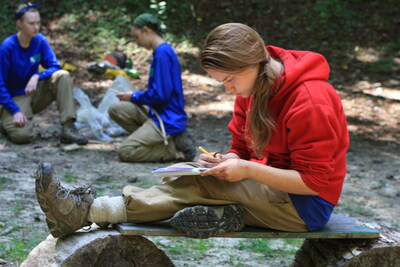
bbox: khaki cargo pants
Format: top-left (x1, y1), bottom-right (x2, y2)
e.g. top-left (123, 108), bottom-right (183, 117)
top-left (0, 70), bottom-right (76, 144)
top-left (108, 101), bottom-right (176, 162)
top-left (122, 162), bottom-right (308, 232)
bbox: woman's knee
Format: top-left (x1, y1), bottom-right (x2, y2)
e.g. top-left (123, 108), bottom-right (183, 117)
top-left (52, 70), bottom-right (72, 87)
top-left (7, 128), bottom-right (34, 144)
top-left (108, 102), bottom-right (121, 118)
top-left (117, 145), bottom-right (140, 162)
top-left (53, 69), bottom-right (70, 79)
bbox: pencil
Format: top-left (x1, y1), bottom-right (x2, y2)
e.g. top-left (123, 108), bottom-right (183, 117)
top-left (198, 146), bottom-right (215, 158)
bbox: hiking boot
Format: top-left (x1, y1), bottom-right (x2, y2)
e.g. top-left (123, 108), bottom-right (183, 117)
top-left (32, 162), bottom-right (96, 239)
top-left (174, 130), bottom-right (196, 161)
top-left (60, 123), bottom-right (88, 145)
top-left (170, 204), bottom-right (245, 238)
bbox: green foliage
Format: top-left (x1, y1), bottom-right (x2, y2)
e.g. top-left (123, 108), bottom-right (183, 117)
top-left (0, 176), bottom-right (10, 190)
top-left (0, 3), bottom-right (16, 38)
top-left (150, 0), bottom-right (167, 18)
top-left (12, 202), bottom-right (24, 217)
top-left (95, 186), bottom-right (106, 197)
top-left (55, 8), bottom-right (133, 56)
top-left (369, 58), bottom-right (398, 73)
top-left (134, 178), bottom-right (159, 189)
top-left (238, 238), bottom-right (272, 253)
top-left (2, 0), bottom-right (397, 66)
top-left (238, 238), bottom-right (303, 257)
top-left (64, 172), bottom-right (78, 183)
top-left (0, 225), bottom-right (48, 263)
top-left (150, 236), bottom-right (302, 265)
top-left (153, 236), bottom-right (214, 256)
top-left (94, 175), bottom-right (111, 185)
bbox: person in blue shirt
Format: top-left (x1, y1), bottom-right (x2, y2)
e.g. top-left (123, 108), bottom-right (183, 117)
top-left (0, 2), bottom-right (87, 145)
top-left (109, 13), bottom-right (195, 162)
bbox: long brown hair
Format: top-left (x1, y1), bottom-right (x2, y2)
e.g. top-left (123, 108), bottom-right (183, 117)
top-left (199, 23), bottom-right (279, 158)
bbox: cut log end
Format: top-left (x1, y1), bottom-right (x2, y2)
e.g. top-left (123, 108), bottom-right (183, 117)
top-left (292, 224), bottom-right (400, 267)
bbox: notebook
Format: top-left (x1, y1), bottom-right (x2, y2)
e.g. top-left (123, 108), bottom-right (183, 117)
top-left (151, 166), bottom-right (210, 176)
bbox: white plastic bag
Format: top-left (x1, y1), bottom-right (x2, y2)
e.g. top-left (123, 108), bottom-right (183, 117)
top-left (74, 75), bottom-right (136, 141)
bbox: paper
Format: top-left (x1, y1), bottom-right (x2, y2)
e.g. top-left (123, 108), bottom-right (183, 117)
top-left (151, 166), bottom-right (210, 177)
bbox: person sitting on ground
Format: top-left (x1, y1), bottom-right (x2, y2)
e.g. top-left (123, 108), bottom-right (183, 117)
top-left (33, 22), bottom-right (349, 239)
top-left (108, 13), bottom-right (195, 162)
top-left (0, 3), bottom-right (87, 145)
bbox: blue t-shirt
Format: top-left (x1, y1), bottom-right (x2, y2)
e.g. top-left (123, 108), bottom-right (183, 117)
top-left (0, 33), bottom-right (61, 114)
top-left (130, 43), bottom-right (187, 136)
top-left (289, 194), bottom-right (334, 231)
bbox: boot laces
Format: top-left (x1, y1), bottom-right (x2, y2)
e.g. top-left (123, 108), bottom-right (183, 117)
top-left (56, 184), bottom-right (95, 206)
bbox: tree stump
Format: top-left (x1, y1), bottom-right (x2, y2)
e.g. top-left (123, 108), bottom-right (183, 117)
top-left (21, 228), bottom-right (174, 267)
top-left (292, 223), bottom-right (400, 267)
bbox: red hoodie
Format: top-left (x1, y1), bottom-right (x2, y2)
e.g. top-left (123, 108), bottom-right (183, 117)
top-left (227, 46), bottom-right (349, 205)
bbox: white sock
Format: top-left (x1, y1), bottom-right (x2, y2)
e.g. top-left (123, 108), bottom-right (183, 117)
top-left (88, 196), bottom-right (127, 223)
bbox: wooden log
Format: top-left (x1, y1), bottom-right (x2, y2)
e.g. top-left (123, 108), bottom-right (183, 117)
top-left (61, 235), bottom-right (174, 267)
top-left (292, 223), bottom-right (400, 267)
top-left (21, 228), bottom-right (174, 267)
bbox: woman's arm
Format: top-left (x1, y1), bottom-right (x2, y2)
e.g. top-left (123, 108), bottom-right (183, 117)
top-left (38, 35), bottom-right (61, 80)
top-left (201, 158), bottom-right (319, 195)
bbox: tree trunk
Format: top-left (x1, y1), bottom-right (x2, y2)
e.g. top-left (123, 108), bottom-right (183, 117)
top-left (292, 224), bottom-right (400, 267)
top-left (21, 228), bottom-right (174, 267)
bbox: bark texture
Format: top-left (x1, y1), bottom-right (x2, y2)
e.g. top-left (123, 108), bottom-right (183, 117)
top-left (292, 224), bottom-right (400, 267)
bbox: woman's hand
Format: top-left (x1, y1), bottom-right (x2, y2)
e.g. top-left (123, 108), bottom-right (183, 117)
top-left (25, 74), bottom-right (39, 96)
top-left (197, 152), bottom-right (222, 168)
top-left (201, 158), bottom-right (248, 182)
top-left (116, 91), bottom-right (133, 101)
top-left (12, 112), bottom-right (28, 127)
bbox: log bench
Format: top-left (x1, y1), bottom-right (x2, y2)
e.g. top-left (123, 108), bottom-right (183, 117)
top-left (22, 214), bottom-right (400, 267)
top-left (116, 214), bottom-right (379, 239)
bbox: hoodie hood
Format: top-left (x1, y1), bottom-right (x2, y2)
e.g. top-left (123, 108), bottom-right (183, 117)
top-left (227, 46), bottom-right (349, 206)
top-left (267, 45), bottom-right (331, 100)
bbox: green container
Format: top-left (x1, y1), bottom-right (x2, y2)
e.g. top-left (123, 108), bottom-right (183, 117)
top-left (125, 68), bottom-right (140, 78)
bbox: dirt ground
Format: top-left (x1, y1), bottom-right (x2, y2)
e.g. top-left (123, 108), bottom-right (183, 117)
top-left (0, 51), bottom-right (399, 266)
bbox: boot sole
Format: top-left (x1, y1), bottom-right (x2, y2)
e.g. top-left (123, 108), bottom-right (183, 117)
top-left (169, 204), bottom-right (245, 238)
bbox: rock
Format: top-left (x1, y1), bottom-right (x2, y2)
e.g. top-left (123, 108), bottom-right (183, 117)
top-left (378, 186), bottom-right (399, 198)
top-left (128, 176), bottom-right (138, 183)
top-left (21, 234), bottom-right (57, 267)
top-left (0, 226), bottom-right (13, 235)
top-left (21, 228), bottom-right (174, 267)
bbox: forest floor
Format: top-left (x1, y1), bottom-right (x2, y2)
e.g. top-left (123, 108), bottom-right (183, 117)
top-left (0, 45), bottom-right (399, 266)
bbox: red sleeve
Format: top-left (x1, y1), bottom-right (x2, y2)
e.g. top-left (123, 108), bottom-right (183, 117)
top-left (287, 104), bottom-right (343, 193)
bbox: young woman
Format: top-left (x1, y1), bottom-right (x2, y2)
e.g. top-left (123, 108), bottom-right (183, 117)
top-left (0, 3), bottom-right (87, 145)
top-left (108, 13), bottom-right (195, 162)
top-left (34, 23), bottom-right (349, 239)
